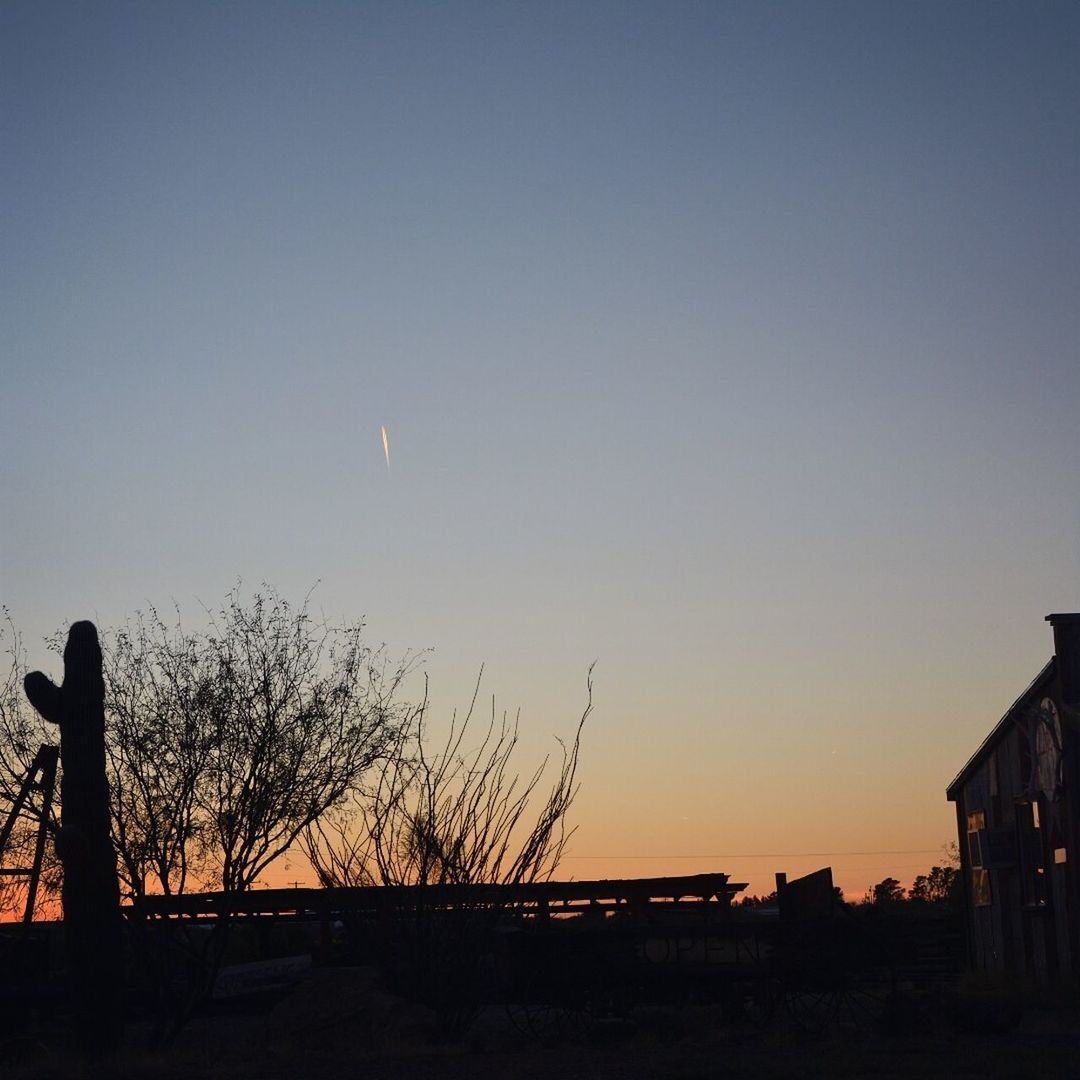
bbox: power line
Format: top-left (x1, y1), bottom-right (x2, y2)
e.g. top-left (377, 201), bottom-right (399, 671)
top-left (562, 849), bottom-right (943, 859)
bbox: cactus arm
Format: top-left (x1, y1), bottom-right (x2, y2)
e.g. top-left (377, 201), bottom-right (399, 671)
top-left (23, 672), bottom-right (63, 725)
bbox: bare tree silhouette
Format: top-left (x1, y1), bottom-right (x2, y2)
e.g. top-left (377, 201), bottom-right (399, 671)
top-left (105, 586), bottom-right (422, 895)
top-left (302, 664), bottom-right (592, 890)
top-left (302, 665), bottom-right (593, 1038)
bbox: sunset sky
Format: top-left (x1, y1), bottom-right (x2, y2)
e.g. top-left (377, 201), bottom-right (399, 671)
top-left (3, 2), bottom-right (1078, 899)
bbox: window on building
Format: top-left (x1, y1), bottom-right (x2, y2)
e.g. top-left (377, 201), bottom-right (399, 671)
top-left (967, 810), bottom-right (985, 868)
top-left (967, 809), bottom-right (992, 906)
top-left (972, 868), bottom-right (992, 907)
top-left (1017, 799), bottom-right (1048, 908)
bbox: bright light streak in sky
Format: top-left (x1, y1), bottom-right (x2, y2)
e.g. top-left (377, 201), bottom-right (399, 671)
top-left (381, 425), bottom-right (390, 471)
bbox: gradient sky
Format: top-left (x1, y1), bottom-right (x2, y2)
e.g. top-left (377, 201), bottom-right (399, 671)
top-left (3, 1), bottom-right (1079, 898)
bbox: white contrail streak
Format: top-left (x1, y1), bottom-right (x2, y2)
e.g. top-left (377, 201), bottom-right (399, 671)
top-left (381, 425), bottom-right (390, 470)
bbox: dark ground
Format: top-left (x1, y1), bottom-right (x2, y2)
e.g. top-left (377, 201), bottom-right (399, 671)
top-left (8, 985), bottom-right (1080, 1080)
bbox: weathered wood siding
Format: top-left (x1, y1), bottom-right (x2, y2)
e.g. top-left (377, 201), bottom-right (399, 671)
top-left (956, 668), bottom-right (1075, 985)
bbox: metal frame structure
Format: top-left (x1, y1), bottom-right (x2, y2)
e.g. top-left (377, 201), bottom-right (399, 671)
top-left (0, 744), bottom-right (59, 923)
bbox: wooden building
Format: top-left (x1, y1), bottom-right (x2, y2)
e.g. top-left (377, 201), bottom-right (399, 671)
top-left (946, 614), bottom-right (1080, 984)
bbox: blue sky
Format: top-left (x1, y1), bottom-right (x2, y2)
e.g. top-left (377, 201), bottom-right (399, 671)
top-left (3, 1), bottom-right (1078, 894)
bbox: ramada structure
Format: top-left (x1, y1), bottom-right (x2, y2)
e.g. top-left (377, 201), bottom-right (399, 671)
top-left (947, 613), bottom-right (1080, 984)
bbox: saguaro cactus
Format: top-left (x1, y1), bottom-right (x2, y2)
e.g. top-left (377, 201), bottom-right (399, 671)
top-left (24, 621), bottom-right (122, 1057)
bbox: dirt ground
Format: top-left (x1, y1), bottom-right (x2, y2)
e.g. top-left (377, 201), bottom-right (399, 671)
top-left (11, 995), bottom-right (1080, 1080)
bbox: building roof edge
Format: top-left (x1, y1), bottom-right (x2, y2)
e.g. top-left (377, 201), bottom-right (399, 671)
top-left (945, 658), bottom-right (1056, 801)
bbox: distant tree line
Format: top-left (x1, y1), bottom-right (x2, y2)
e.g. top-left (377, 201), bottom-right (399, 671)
top-left (867, 859), bottom-right (960, 907)
top-left (735, 852), bottom-right (960, 910)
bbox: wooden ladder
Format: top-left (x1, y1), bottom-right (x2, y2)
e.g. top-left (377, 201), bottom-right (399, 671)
top-left (0, 744), bottom-right (59, 923)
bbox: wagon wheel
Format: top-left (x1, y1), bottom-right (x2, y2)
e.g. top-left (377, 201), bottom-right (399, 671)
top-left (506, 995), bottom-right (589, 1043)
top-left (740, 974), bottom-right (783, 1028)
top-left (777, 935), bottom-right (843, 1035)
top-left (505, 953), bottom-right (628, 1041)
top-left (783, 983), bottom-right (842, 1034)
top-left (504, 950), bottom-right (595, 1043)
top-left (835, 968), bottom-right (897, 1031)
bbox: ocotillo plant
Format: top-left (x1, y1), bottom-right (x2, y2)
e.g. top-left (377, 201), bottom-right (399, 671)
top-left (24, 621), bottom-right (122, 1057)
